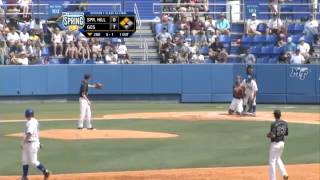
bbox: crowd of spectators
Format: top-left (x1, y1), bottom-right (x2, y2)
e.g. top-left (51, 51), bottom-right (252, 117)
top-left (0, 0), bottom-right (132, 65)
top-left (157, 0), bottom-right (230, 64)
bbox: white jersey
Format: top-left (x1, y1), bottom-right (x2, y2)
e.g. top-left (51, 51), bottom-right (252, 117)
top-left (24, 118), bottom-right (39, 142)
top-left (241, 79), bottom-right (258, 97)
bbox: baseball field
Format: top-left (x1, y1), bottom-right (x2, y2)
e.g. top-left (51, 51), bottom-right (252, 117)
top-left (0, 101), bottom-right (319, 180)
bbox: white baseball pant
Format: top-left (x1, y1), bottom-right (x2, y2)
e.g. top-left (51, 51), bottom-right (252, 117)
top-left (269, 141), bottom-right (288, 180)
top-left (78, 97), bottom-right (92, 129)
top-left (229, 98), bottom-right (243, 113)
top-left (22, 142), bottom-right (40, 167)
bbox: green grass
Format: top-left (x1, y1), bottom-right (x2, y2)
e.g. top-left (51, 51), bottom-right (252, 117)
top-left (0, 101), bottom-right (318, 175)
top-left (0, 101), bottom-right (319, 120)
top-left (0, 119), bottom-right (319, 175)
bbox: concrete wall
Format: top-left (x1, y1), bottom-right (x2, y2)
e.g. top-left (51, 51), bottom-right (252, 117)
top-left (0, 64), bottom-right (319, 103)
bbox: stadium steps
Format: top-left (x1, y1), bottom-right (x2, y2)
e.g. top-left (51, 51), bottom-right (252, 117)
top-left (126, 21), bottom-right (160, 64)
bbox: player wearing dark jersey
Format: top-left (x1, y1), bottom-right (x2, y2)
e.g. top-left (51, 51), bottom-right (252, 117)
top-left (78, 74), bottom-right (96, 130)
top-left (267, 110), bottom-right (289, 180)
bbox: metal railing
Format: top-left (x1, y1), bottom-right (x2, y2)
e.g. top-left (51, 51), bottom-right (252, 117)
top-left (143, 39), bottom-right (149, 63)
top-left (134, 2), bottom-right (143, 48)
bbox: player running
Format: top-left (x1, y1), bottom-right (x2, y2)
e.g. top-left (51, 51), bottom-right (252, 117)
top-left (21, 109), bottom-right (51, 180)
top-left (228, 75), bottom-right (244, 115)
top-left (267, 110), bottom-right (289, 180)
top-left (241, 75), bottom-right (258, 116)
top-left (78, 74), bottom-right (102, 130)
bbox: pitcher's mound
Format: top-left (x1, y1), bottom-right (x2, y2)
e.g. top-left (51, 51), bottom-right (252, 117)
top-left (7, 129), bottom-right (178, 140)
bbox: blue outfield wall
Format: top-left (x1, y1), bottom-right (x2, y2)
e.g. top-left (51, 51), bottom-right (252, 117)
top-left (0, 64), bottom-right (319, 104)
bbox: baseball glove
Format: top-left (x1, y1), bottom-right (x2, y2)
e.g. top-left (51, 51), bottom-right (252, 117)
top-left (267, 132), bottom-right (275, 138)
top-left (94, 83), bottom-right (103, 89)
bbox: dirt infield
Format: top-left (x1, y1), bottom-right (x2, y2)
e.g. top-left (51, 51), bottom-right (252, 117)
top-left (0, 163), bottom-right (318, 180)
top-left (103, 111), bottom-right (320, 124)
top-left (6, 129), bottom-right (178, 140)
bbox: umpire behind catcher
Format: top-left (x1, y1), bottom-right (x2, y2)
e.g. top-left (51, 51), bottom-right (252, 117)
top-left (267, 110), bottom-right (289, 180)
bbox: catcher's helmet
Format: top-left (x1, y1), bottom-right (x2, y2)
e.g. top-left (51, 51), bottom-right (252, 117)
top-left (246, 75), bottom-right (252, 83)
top-left (25, 108), bottom-right (34, 118)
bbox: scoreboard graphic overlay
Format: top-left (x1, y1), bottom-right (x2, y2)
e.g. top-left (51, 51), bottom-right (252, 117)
top-left (63, 12), bottom-right (136, 38)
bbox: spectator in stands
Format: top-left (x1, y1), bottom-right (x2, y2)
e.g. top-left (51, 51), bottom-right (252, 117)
top-left (6, 0), bottom-right (20, 19)
top-left (216, 47), bottom-right (228, 63)
top-left (0, 39), bottom-right (8, 65)
top-left (190, 15), bottom-right (204, 31)
top-left (183, 29), bottom-right (195, 42)
top-left (116, 40), bottom-right (128, 64)
top-left (79, 41), bottom-right (91, 61)
top-left (216, 13), bottom-right (230, 35)
top-left (10, 51), bottom-right (28, 65)
top-left (105, 49), bottom-right (118, 64)
top-left (280, 37), bottom-right (297, 63)
top-left (160, 37), bottom-right (175, 64)
top-left (204, 15), bottom-right (216, 33)
top-left (284, 37), bottom-right (296, 54)
top-left (304, 15), bottom-right (319, 41)
top-left (290, 49), bottom-right (305, 64)
top-left (30, 18), bottom-right (44, 42)
top-left (267, 14), bottom-right (284, 35)
top-left (277, 34), bottom-right (286, 47)
top-left (173, 39), bottom-right (188, 63)
top-left (20, 27), bottom-right (29, 44)
top-left (6, 27), bottom-right (20, 47)
top-left (19, 0), bottom-right (32, 18)
top-left (51, 28), bottom-right (63, 57)
top-left (241, 48), bottom-right (256, 64)
top-left (189, 50), bottom-right (204, 64)
top-left (65, 41), bottom-right (78, 59)
top-left (29, 30), bottom-right (40, 43)
top-left (206, 29), bottom-right (217, 44)
top-left (246, 13), bottom-right (261, 35)
top-left (208, 37), bottom-right (224, 63)
top-left (297, 37), bottom-right (310, 60)
top-left (194, 29), bottom-right (207, 47)
top-left (156, 27), bottom-right (172, 52)
top-left (188, 40), bottom-right (199, 56)
top-left (178, 16), bottom-right (190, 31)
top-left (65, 30), bottom-right (75, 50)
top-left (91, 39), bottom-right (102, 61)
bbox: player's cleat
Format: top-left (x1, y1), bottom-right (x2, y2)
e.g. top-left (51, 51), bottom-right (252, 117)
top-left (77, 127), bottom-right (83, 130)
top-left (21, 176), bottom-right (28, 180)
top-left (43, 170), bottom-right (51, 180)
top-left (87, 128), bottom-right (96, 130)
top-left (283, 175), bottom-right (289, 180)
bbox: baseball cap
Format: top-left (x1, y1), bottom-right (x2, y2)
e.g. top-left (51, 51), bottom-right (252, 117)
top-left (299, 37), bottom-right (304, 42)
top-left (246, 75), bottom-right (252, 82)
top-left (287, 37), bottom-right (292, 42)
top-left (252, 13), bottom-right (256, 17)
top-left (273, 109), bottom-right (281, 118)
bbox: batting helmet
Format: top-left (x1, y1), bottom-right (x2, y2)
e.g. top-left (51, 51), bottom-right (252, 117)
top-left (25, 108), bottom-right (34, 118)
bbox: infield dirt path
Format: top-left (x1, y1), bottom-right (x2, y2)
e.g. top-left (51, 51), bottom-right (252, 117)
top-left (0, 163), bottom-right (318, 180)
top-left (6, 129), bottom-right (178, 140)
top-left (103, 111), bottom-right (320, 124)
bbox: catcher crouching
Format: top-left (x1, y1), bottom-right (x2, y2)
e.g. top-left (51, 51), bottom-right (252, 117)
top-left (228, 75), bottom-right (245, 115)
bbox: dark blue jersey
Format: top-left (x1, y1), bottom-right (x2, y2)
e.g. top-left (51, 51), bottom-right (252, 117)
top-left (270, 119), bottom-right (288, 142)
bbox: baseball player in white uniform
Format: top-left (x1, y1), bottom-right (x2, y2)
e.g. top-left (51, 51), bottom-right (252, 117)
top-left (241, 75), bottom-right (258, 116)
top-left (228, 75), bottom-right (244, 115)
top-left (78, 74), bottom-right (102, 130)
top-left (21, 109), bottom-right (50, 180)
